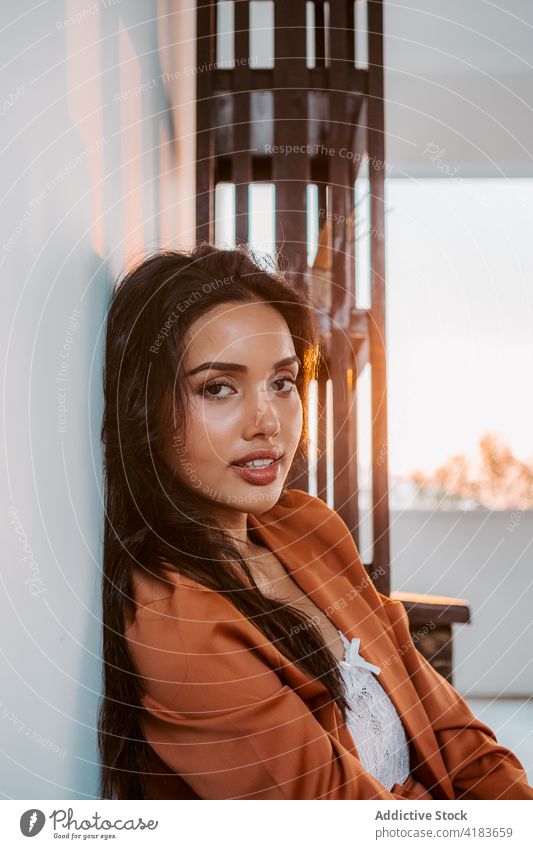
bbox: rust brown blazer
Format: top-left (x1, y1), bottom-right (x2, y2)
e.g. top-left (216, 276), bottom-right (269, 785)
top-left (126, 488), bottom-right (533, 800)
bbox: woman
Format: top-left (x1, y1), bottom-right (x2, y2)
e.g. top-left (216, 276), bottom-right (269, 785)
top-left (98, 243), bottom-right (533, 800)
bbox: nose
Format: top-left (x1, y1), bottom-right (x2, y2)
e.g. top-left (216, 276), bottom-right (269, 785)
top-left (242, 383), bottom-right (281, 439)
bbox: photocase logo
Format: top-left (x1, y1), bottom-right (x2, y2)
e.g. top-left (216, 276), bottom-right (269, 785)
top-left (19, 806), bottom-right (159, 838)
top-left (20, 809), bottom-right (45, 836)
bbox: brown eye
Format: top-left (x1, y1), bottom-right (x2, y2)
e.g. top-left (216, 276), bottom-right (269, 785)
top-left (271, 377), bottom-right (297, 393)
top-left (198, 380), bottom-right (235, 399)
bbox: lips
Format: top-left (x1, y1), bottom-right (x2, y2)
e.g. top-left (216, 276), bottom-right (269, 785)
top-left (230, 454), bottom-right (283, 485)
top-left (231, 448), bottom-right (283, 466)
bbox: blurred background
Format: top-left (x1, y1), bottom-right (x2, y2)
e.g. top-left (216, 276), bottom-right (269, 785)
top-left (1, 0), bottom-right (532, 798)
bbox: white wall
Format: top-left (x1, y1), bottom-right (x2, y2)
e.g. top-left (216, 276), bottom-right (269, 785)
top-left (0, 0), bottom-right (195, 799)
top-left (390, 510), bottom-right (533, 697)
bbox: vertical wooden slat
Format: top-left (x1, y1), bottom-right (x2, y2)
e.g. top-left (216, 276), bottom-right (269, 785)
top-left (314, 178), bottom-right (329, 499)
top-left (273, 1), bottom-right (309, 293)
top-left (350, 371), bottom-right (361, 552)
top-left (196, 0), bottom-right (216, 242)
top-left (329, 326), bottom-right (358, 526)
top-left (367, 0), bottom-right (390, 596)
top-left (346, 0), bottom-right (356, 65)
top-left (233, 1), bottom-right (251, 244)
top-left (314, 1), bottom-right (326, 66)
top-left (272, 1), bottom-right (309, 492)
top-left (316, 370), bottom-right (328, 502)
top-left (326, 0), bottom-right (358, 538)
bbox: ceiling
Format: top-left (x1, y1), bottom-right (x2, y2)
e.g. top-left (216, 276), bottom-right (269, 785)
top-left (383, 0), bottom-right (533, 177)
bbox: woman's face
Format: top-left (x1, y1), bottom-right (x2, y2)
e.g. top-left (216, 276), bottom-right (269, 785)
top-left (163, 299), bottom-right (304, 518)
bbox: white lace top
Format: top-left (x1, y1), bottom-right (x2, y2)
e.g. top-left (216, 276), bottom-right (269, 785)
top-left (337, 627), bottom-right (410, 790)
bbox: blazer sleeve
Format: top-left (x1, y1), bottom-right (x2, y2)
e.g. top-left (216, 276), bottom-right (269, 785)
top-left (379, 592), bottom-right (533, 800)
top-left (128, 579), bottom-right (413, 800)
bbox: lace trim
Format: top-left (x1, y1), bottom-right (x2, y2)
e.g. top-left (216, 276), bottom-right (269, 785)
top-left (337, 628), bottom-right (410, 791)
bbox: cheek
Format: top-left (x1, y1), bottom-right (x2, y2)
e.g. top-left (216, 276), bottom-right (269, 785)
top-left (189, 402), bottom-right (235, 459)
top-left (287, 394), bottom-right (303, 431)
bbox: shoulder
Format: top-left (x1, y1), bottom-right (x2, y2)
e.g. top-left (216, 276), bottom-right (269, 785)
top-left (272, 486), bottom-right (332, 514)
top-left (126, 572), bottom-right (279, 693)
top-left (127, 489), bottom-right (360, 659)
top-left (275, 494), bottom-right (415, 641)
top-left (273, 489), bottom-right (393, 616)
top-left (262, 487), bottom-right (350, 541)
top-left (266, 487), bottom-right (370, 575)
top-left (127, 554), bottom-right (280, 675)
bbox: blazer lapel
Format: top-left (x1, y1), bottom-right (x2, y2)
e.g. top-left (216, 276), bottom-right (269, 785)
top-left (248, 499), bottom-right (454, 798)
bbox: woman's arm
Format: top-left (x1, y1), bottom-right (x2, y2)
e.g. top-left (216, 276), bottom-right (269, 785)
top-left (380, 593), bottom-right (533, 800)
top-left (127, 580), bottom-right (413, 800)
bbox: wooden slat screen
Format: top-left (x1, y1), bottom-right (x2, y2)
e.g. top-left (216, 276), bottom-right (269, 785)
top-left (196, 0), bottom-right (391, 595)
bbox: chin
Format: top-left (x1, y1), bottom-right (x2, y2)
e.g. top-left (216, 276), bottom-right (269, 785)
top-left (245, 486), bottom-right (285, 512)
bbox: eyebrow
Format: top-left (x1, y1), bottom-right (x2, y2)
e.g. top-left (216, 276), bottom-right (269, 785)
top-left (185, 354), bottom-right (301, 377)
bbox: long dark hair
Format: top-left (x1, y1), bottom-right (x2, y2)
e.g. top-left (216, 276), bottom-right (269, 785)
top-left (98, 243), bottom-right (351, 799)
